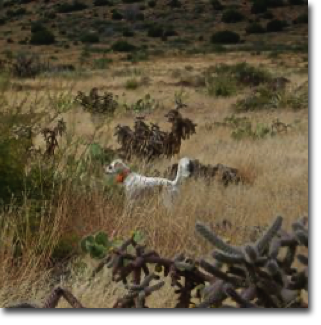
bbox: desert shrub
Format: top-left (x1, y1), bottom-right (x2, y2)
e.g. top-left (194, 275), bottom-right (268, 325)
top-left (80, 32), bottom-right (100, 44)
top-left (234, 89), bottom-right (270, 112)
top-left (266, 19), bottom-right (287, 32)
top-left (31, 21), bottom-right (46, 33)
top-left (0, 137), bottom-right (29, 205)
top-left (251, 0), bottom-right (267, 14)
top-left (261, 10), bottom-right (274, 19)
top-left (6, 8), bottom-right (27, 19)
top-left (0, 17), bottom-right (6, 25)
top-left (94, 0), bottom-right (113, 6)
top-left (10, 52), bottom-right (45, 78)
top-left (233, 85), bottom-right (284, 112)
top-left (93, 58), bottom-right (113, 70)
top-left (210, 0), bottom-right (224, 10)
top-left (211, 30), bottom-right (240, 44)
top-left (56, 1), bottom-right (88, 13)
top-left (112, 40), bottom-right (137, 52)
top-left (147, 25), bottom-right (164, 37)
top-left (126, 50), bottom-right (149, 63)
top-left (122, 0), bottom-right (144, 3)
top-left (168, 0), bottom-right (182, 8)
top-left (293, 12), bottom-right (308, 24)
top-left (30, 28), bottom-right (55, 45)
top-left (246, 22), bottom-right (266, 34)
top-left (289, 0), bottom-right (305, 4)
top-left (231, 122), bottom-right (272, 140)
top-left (123, 94), bottom-right (158, 113)
top-left (222, 9), bottom-right (244, 23)
top-left (112, 10), bottom-right (123, 20)
top-left (125, 78), bottom-right (140, 90)
top-left (164, 27), bottom-right (178, 37)
top-left (227, 62), bottom-right (270, 84)
top-left (148, 0), bottom-right (156, 8)
top-left (206, 76), bottom-right (237, 97)
top-left (122, 27), bottom-right (135, 37)
top-left (0, 112), bottom-right (60, 205)
top-left (43, 11), bottom-right (57, 19)
top-left (266, 0), bottom-right (284, 7)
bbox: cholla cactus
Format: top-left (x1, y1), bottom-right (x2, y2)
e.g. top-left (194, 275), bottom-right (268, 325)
top-left (115, 103), bottom-right (197, 161)
top-left (41, 118), bottom-right (66, 157)
top-left (12, 216), bottom-right (308, 308)
top-left (9, 287), bottom-right (84, 308)
top-left (75, 88), bottom-right (118, 115)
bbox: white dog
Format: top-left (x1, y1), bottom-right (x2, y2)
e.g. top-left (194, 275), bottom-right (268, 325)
top-left (105, 158), bottom-right (192, 207)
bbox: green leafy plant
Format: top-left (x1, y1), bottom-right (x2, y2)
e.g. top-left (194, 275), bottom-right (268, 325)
top-left (124, 94), bottom-right (158, 113)
top-left (80, 230), bottom-right (145, 259)
top-left (211, 30), bottom-right (240, 44)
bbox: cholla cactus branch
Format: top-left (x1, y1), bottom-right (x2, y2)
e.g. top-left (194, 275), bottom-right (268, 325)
top-left (196, 222), bottom-right (241, 255)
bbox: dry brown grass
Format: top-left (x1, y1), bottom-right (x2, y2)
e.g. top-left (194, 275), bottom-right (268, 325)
top-left (0, 51), bottom-right (308, 308)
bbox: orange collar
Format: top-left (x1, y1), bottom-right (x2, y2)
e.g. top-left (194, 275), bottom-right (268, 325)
top-left (115, 169), bottom-right (130, 183)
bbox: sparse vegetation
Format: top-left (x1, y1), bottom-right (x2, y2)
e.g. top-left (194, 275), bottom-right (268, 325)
top-left (266, 19), bottom-right (288, 32)
top-left (111, 40), bottom-right (137, 52)
top-left (30, 28), bottom-right (55, 45)
top-left (222, 9), bottom-right (245, 23)
top-left (211, 30), bottom-right (240, 44)
top-left (246, 22), bottom-right (266, 34)
top-left (0, 0), bottom-right (309, 310)
top-left (75, 88), bottom-right (118, 114)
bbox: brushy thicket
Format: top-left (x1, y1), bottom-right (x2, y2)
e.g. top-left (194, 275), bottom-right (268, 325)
top-left (8, 216), bottom-right (308, 308)
top-left (0, 50), bottom-right (308, 307)
top-left (0, 104), bottom-right (118, 271)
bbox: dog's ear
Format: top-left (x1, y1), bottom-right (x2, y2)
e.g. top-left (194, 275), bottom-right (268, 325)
top-left (114, 161), bottom-right (125, 170)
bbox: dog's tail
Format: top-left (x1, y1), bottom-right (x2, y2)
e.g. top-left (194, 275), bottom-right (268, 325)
top-left (173, 157), bottom-right (193, 186)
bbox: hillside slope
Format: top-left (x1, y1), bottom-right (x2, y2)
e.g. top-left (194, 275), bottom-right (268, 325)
top-left (0, 0), bottom-right (308, 65)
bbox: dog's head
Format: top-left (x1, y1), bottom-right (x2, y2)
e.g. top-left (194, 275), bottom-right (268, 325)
top-left (105, 159), bottom-right (131, 175)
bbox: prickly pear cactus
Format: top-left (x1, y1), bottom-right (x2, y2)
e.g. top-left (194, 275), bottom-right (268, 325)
top-left (80, 232), bottom-right (111, 259)
top-left (80, 230), bottom-right (145, 259)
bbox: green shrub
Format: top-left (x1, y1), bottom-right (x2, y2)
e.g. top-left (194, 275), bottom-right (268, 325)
top-left (293, 12), bottom-right (308, 24)
top-left (147, 25), bottom-right (164, 37)
top-left (112, 40), bottom-right (137, 52)
top-left (31, 21), bottom-right (46, 33)
top-left (56, 1), bottom-right (88, 13)
top-left (124, 94), bottom-right (158, 112)
top-left (168, 0), bottom-right (182, 8)
top-left (94, 0), bottom-right (113, 6)
top-left (210, 0), bottom-right (224, 10)
top-left (0, 138), bottom-right (28, 205)
top-left (211, 30), bottom-right (240, 44)
top-left (206, 76), bottom-right (237, 97)
top-left (30, 29), bottom-right (55, 45)
top-left (43, 11), bottom-right (57, 19)
top-left (6, 8), bottom-right (27, 19)
top-left (112, 10), bottom-right (123, 20)
top-left (126, 50), bottom-right (149, 63)
top-left (93, 58), bottom-right (113, 70)
top-left (231, 122), bottom-right (271, 140)
top-left (261, 11), bottom-right (274, 19)
top-left (148, 0), bottom-right (156, 8)
top-left (251, 0), bottom-right (267, 14)
top-left (123, 28), bottom-right (135, 37)
top-left (0, 18), bottom-right (7, 25)
top-left (266, 19), bottom-right (287, 32)
top-left (208, 62), bottom-right (272, 88)
top-left (246, 22), bottom-right (266, 34)
top-left (164, 27), bottom-right (178, 37)
top-left (80, 32), bottom-right (100, 44)
top-left (222, 9), bottom-right (244, 23)
top-left (289, 0), bottom-right (305, 4)
top-left (266, 0), bottom-right (284, 7)
top-left (125, 78), bottom-right (140, 90)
